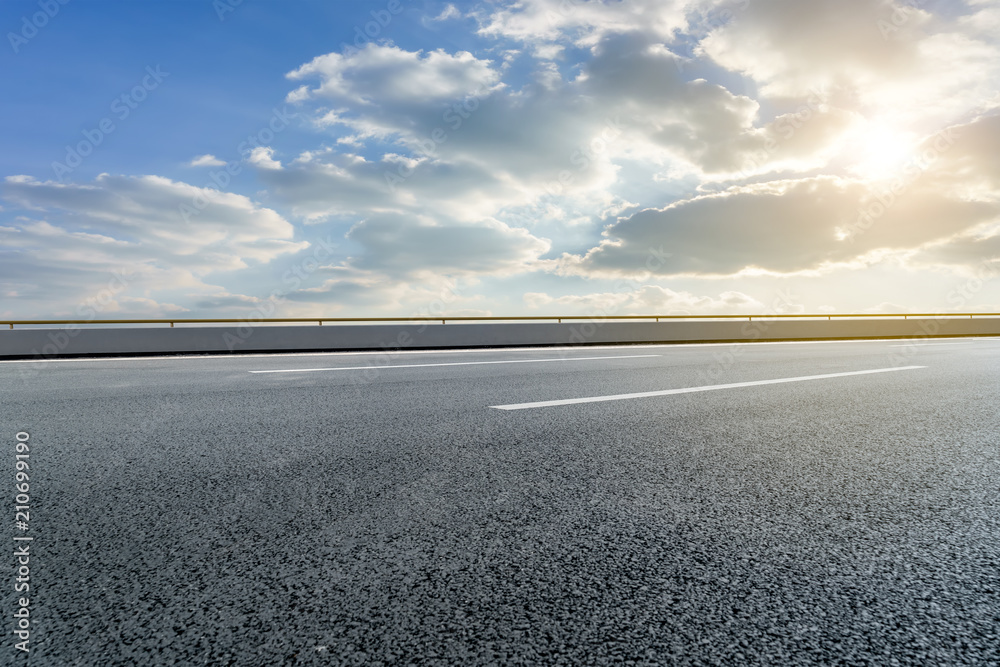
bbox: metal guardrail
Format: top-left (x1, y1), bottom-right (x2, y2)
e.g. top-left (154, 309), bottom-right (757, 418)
top-left (2, 314), bottom-right (998, 329)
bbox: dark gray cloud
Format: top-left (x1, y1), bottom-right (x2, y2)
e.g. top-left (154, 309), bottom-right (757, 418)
top-left (562, 176), bottom-right (999, 277)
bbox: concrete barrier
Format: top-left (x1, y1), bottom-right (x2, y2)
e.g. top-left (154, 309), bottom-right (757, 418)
top-left (1, 318), bottom-right (998, 359)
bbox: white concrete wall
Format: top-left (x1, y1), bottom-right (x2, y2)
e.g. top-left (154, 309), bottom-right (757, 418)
top-left (1, 318), bottom-right (997, 359)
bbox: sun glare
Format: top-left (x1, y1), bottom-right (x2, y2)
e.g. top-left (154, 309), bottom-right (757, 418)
top-left (848, 122), bottom-right (918, 181)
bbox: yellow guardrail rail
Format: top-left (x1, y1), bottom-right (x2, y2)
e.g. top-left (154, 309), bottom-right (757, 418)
top-left (2, 314), bottom-right (998, 329)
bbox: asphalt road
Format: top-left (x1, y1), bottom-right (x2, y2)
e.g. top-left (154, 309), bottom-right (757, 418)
top-left (2, 338), bottom-right (999, 665)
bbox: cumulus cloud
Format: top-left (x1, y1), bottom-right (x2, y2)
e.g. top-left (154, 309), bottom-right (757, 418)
top-left (248, 147), bottom-right (282, 170)
top-left (7, 0), bottom-right (1000, 317)
top-left (259, 9), bottom-right (1000, 307)
top-left (562, 186), bottom-right (985, 276)
top-left (275, 34), bottom-right (854, 229)
top-left (698, 0), bottom-right (1000, 127)
top-left (287, 44), bottom-right (503, 115)
top-left (562, 172), bottom-right (996, 277)
top-left (556, 112), bottom-right (1000, 280)
top-left (574, 32), bottom-right (855, 176)
top-left (699, 0), bottom-right (921, 96)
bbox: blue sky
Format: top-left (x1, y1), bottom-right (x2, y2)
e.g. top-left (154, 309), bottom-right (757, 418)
top-left (2, 0), bottom-right (1000, 319)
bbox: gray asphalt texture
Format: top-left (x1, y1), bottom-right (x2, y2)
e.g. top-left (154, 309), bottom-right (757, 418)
top-left (2, 338), bottom-right (999, 666)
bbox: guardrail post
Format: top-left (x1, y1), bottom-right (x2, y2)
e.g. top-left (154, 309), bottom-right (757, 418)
top-left (170, 322), bottom-right (174, 328)
top-left (318, 320), bottom-right (323, 326)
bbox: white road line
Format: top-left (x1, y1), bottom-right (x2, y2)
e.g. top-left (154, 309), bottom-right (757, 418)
top-left (490, 365), bottom-right (927, 411)
top-left (249, 354), bottom-right (661, 374)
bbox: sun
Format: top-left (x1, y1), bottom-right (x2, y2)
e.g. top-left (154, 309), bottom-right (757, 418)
top-left (847, 121), bottom-right (918, 181)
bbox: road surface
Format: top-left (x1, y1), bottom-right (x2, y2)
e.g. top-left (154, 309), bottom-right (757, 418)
top-left (2, 338), bottom-right (999, 665)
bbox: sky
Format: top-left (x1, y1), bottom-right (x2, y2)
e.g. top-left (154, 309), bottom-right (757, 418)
top-left (2, 0), bottom-right (999, 320)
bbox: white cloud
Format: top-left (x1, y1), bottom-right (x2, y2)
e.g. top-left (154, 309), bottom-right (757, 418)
top-left (248, 147), bottom-right (282, 170)
top-left (477, 0), bottom-right (689, 48)
top-left (1, 174), bottom-right (305, 265)
top-left (0, 174), bottom-right (309, 318)
top-left (699, 0), bottom-right (920, 96)
top-left (287, 44), bottom-right (503, 107)
top-left (431, 4), bottom-right (461, 22)
top-left (8, 1), bottom-right (1000, 317)
top-left (189, 154), bottom-right (226, 167)
top-left (274, 34), bottom-right (854, 232)
top-left (560, 113), bottom-right (1000, 279)
top-left (265, 22), bottom-right (1000, 306)
top-left (698, 0), bottom-right (1000, 130)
